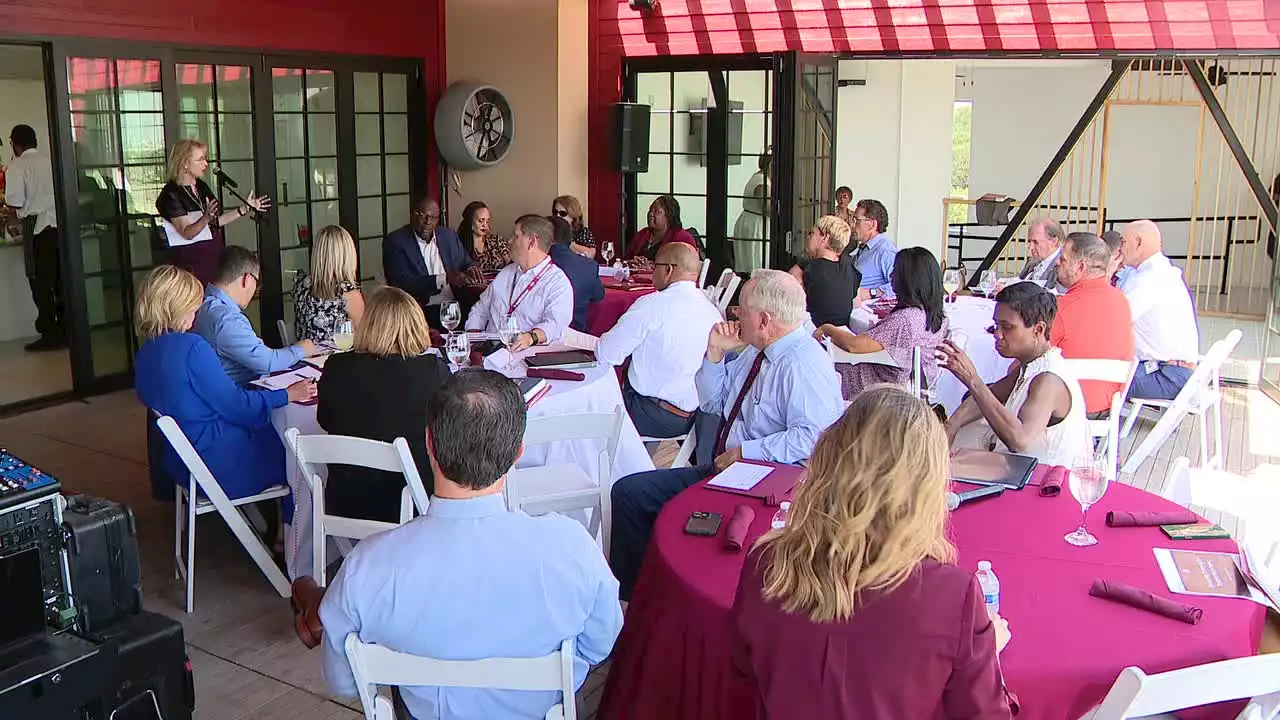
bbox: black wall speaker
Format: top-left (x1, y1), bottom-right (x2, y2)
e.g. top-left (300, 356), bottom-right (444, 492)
top-left (613, 103), bottom-right (651, 173)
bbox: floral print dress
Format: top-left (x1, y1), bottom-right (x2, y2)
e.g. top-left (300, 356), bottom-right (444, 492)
top-left (471, 233), bottom-right (511, 273)
top-left (294, 272), bottom-right (359, 343)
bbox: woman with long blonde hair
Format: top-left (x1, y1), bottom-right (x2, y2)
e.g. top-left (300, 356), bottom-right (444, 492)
top-left (316, 287), bottom-right (450, 521)
top-left (294, 224), bottom-right (365, 342)
top-left (731, 385), bottom-right (1013, 719)
top-left (155, 138), bottom-right (270, 284)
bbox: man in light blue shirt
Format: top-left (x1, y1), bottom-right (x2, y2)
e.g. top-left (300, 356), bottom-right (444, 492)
top-left (847, 198), bottom-right (898, 299)
top-left (609, 269), bottom-right (844, 599)
top-left (190, 246), bottom-right (316, 384)
top-left (318, 369), bottom-right (622, 720)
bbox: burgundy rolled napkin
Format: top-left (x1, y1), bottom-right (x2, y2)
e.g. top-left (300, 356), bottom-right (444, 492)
top-left (1106, 509), bottom-right (1201, 527)
top-left (1089, 579), bottom-right (1203, 625)
top-left (724, 505), bottom-right (755, 552)
top-left (468, 350), bottom-right (485, 367)
top-left (526, 368), bottom-right (585, 382)
top-left (1038, 466), bottom-right (1067, 497)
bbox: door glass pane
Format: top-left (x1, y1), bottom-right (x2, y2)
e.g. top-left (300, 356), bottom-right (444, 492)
top-left (727, 70), bottom-right (772, 273)
top-left (354, 72), bottom-right (411, 284)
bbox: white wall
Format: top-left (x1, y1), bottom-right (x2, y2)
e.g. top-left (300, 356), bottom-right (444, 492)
top-left (0, 79), bottom-right (50, 160)
top-left (835, 60), bottom-right (956, 261)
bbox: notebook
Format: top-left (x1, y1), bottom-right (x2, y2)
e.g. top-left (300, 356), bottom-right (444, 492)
top-left (515, 377), bottom-right (551, 408)
top-left (949, 449), bottom-right (1038, 490)
top-left (524, 350), bottom-right (598, 370)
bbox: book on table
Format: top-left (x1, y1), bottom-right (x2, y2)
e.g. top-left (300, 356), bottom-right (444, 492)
top-left (515, 377), bottom-right (551, 408)
top-left (524, 350), bottom-right (597, 370)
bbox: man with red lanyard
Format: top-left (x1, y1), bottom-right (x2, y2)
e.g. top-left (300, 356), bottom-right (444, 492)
top-left (466, 214), bottom-right (573, 350)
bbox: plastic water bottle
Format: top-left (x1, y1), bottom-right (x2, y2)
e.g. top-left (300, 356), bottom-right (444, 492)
top-left (770, 502), bottom-right (791, 531)
top-left (976, 560), bottom-right (1000, 614)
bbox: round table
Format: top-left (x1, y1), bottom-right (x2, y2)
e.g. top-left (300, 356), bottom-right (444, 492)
top-left (849, 295), bottom-right (1010, 414)
top-left (588, 286), bottom-right (657, 336)
top-left (598, 467), bottom-right (1266, 720)
top-left (271, 356), bottom-right (655, 580)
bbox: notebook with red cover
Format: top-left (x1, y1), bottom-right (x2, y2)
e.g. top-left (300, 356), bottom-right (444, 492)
top-left (703, 461), bottom-right (806, 500)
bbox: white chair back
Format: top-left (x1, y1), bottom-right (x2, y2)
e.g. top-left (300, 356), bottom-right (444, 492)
top-left (286, 429), bottom-right (431, 585)
top-left (1061, 358), bottom-right (1139, 480)
top-left (715, 274), bottom-right (742, 315)
top-left (698, 258), bottom-right (711, 288)
top-left (1160, 456), bottom-right (1280, 553)
top-left (1083, 654), bottom-right (1280, 720)
top-left (278, 318), bottom-right (295, 347)
top-left (345, 634), bottom-right (577, 720)
top-left (155, 415), bottom-right (292, 608)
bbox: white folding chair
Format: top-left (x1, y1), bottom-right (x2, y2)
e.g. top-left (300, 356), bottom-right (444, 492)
top-left (285, 429), bottom-right (432, 586)
top-left (155, 415), bottom-right (292, 613)
top-left (1160, 456), bottom-right (1280, 553)
top-left (345, 633), bottom-right (578, 720)
top-left (639, 425), bottom-right (697, 469)
top-left (698, 258), bottom-right (711, 288)
top-left (1120, 330), bottom-right (1241, 475)
top-left (504, 408), bottom-right (625, 554)
top-left (1061, 358), bottom-right (1139, 481)
top-left (716, 274), bottom-right (742, 316)
top-left (278, 318), bottom-right (295, 346)
top-left (1079, 654), bottom-right (1280, 720)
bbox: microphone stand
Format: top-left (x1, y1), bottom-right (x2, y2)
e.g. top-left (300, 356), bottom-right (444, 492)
top-left (214, 171), bottom-right (264, 224)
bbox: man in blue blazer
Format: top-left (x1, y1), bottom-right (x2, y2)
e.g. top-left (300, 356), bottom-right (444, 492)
top-left (383, 196), bottom-right (480, 323)
top-left (548, 216), bottom-right (605, 333)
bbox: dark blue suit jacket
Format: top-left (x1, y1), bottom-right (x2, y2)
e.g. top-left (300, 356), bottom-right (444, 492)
top-left (550, 243), bottom-right (605, 332)
top-left (382, 224), bottom-right (474, 308)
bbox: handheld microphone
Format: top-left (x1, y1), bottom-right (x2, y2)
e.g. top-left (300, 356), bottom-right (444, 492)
top-left (946, 484), bottom-right (1006, 511)
top-left (213, 165), bottom-right (239, 189)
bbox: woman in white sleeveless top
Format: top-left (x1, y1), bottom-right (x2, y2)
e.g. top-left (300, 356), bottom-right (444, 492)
top-left (938, 283), bottom-right (1089, 468)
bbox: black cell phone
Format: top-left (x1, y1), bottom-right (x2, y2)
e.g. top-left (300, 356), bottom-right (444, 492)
top-left (684, 511), bottom-right (722, 537)
top-left (473, 340), bottom-right (504, 355)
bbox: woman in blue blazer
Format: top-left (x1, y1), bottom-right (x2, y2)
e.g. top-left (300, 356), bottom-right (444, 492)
top-left (133, 266), bottom-right (317, 516)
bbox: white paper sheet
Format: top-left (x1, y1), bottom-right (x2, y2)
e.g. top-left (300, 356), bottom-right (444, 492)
top-left (829, 345), bottom-right (899, 367)
top-left (563, 328), bottom-right (599, 352)
top-left (251, 365), bottom-right (322, 391)
top-left (161, 212), bottom-right (213, 248)
top-left (598, 266), bottom-right (626, 278)
top-left (707, 462), bottom-right (774, 491)
top-left (303, 354), bottom-right (332, 369)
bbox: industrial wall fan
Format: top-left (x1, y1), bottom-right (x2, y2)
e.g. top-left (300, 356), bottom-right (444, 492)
top-left (434, 82), bottom-right (515, 170)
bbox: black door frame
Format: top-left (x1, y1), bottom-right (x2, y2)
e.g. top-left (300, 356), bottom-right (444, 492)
top-left (41, 38), bottom-right (426, 397)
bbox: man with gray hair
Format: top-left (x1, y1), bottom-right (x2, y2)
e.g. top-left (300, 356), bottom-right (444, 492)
top-left (1018, 217), bottom-right (1067, 290)
top-left (1051, 231), bottom-right (1134, 417)
top-left (608, 269), bottom-right (844, 600)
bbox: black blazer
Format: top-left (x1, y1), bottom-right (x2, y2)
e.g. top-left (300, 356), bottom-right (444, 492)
top-left (316, 351), bottom-right (450, 522)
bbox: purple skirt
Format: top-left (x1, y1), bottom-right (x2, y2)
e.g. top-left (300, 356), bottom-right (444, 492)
top-left (168, 235), bottom-right (225, 285)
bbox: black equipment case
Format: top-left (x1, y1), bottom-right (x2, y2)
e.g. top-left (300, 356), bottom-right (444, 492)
top-left (62, 495), bottom-right (143, 633)
top-left (83, 611), bottom-right (194, 720)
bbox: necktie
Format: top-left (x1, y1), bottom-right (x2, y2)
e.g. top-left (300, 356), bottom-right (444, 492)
top-left (715, 352), bottom-right (768, 456)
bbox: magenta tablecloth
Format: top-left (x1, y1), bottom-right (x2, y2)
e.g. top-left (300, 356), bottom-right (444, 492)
top-left (588, 286), bottom-right (656, 336)
top-left (598, 467), bottom-right (1266, 720)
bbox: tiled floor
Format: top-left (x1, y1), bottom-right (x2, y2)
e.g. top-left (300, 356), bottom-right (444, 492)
top-left (0, 388), bottom-right (1276, 719)
top-left (0, 337), bottom-right (72, 406)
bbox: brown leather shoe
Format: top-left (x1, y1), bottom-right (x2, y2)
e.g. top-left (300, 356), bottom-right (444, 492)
top-left (291, 576), bottom-right (326, 649)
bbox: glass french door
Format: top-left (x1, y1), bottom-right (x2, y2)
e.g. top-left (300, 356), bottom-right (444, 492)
top-left (770, 52), bottom-right (838, 270)
top-left (1262, 244), bottom-right (1280, 403)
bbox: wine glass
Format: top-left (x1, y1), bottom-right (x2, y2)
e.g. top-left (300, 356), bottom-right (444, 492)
top-left (1065, 449), bottom-right (1110, 547)
top-left (942, 267), bottom-right (962, 303)
top-left (445, 332), bottom-right (470, 372)
top-left (602, 242), bottom-right (617, 267)
top-left (332, 320), bottom-right (354, 351)
top-left (440, 301), bottom-right (461, 333)
top-left (978, 270), bottom-right (998, 298)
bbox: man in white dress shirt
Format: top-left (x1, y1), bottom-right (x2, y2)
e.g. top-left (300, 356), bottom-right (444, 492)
top-left (596, 242), bottom-right (721, 438)
top-left (465, 214), bottom-right (573, 350)
top-left (1117, 219), bottom-right (1200, 400)
top-left (1, 125), bottom-right (63, 351)
top-left (1017, 217), bottom-right (1066, 291)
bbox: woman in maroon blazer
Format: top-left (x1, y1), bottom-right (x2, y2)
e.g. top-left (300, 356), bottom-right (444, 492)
top-left (626, 195), bottom-right (698, 261)
top-left (731, 385), bottom-right (1015, 720)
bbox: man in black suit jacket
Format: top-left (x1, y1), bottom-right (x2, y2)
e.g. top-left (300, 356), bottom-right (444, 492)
top-left (383, 196), bottom-right (480, 324)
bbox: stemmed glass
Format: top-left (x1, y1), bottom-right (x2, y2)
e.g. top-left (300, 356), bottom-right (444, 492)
top-left (332, 320), bottom-right (354, 351)
top-left (1065, 449), bottom-right (1110, 547)
top-left (499, 315), bottom-right (523, 371)
top-left (440, 301), bottom-right (461, 333)
top-left (942, 267), bottom-right (963, 304)
top-left (602, 242), bottom-right (617, 267)
top-left (445, 332), bottom-right (470, 372)
top-left (978, 271), bottom-right (998, 298)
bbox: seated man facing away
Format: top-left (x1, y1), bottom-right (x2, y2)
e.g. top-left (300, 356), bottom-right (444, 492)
top-left (192, 245), bottom-right (317, 385)
top-left (1117, 220), bottom-right (1201, 401)
top-left (548, 215), bottom-right (604, 333)
top-left (939, 283), bottom-right (1090, 469)
top-left (1051, 231), bottom-right (1134, 417)
top-left (319, 369), bottom-right (623, 720)
top-left (595, 242), bottom-right (722, 439)
top-left (609, 269), bottom-right (845, 600)
top-left (465, 214), bottom-right (573, 351)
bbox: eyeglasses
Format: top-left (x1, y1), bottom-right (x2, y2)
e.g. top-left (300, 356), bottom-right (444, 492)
top-left (412, 210), bottom-right (440, 221)
top-left (653, 262), bottom-right (678, 270)
top-left (553, 209), bottom-right (570, 218)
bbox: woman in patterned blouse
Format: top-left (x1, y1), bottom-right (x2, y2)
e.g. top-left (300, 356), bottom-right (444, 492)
top-left (294, 225), bottom-right (365, 343)
top-left (552, 194), bottom-right (599, 262)
top-left (457, 200), bottom-right (510, 272)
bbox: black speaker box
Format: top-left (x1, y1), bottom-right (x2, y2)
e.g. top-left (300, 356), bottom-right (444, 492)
top-left (83, 611), bottom-right (193, 720)
top-left (613, 103), bottom-right (651, 173)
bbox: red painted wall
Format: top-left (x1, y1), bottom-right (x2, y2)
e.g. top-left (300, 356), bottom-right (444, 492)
top-left (587, 0), bottom-right (1280, 249)
top-left (0, 0), bottom-right (447, 196)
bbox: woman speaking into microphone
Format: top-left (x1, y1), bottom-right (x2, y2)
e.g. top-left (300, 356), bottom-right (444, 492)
top-left (156, 139), bottom-right (270, 284)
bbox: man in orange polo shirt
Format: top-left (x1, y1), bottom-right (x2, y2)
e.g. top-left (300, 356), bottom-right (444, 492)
top-left (1052, 231), bottom-right (1134, 417)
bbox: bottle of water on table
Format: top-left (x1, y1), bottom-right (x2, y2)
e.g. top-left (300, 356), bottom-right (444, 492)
top-left (976, 560), bottom-right (1000, 614)
top-left (770, 501), bottom-right (791, 531)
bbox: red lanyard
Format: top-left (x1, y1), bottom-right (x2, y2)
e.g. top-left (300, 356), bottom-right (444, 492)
top-left (507, 262), bottom-right (552, 316)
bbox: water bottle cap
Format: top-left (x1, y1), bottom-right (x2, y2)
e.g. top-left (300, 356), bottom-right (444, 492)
top-left (977, 560), bottom-right (992, 571)
top-left (779, 501), bottom-right (791, 510)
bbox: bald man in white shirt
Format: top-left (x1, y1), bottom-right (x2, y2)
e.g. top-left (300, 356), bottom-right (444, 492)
top-left (1117, 220), bottom-right (1200, 400)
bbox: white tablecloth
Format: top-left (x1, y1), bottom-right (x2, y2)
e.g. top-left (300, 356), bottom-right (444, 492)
top-left (848, 296), bottom-right (1011, 414)
top-left (271, 351), bottom-right (654, 579)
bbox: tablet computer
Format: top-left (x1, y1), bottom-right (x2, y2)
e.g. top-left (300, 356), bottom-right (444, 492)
top-left (950, 449), bottom-right (1039, 490)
